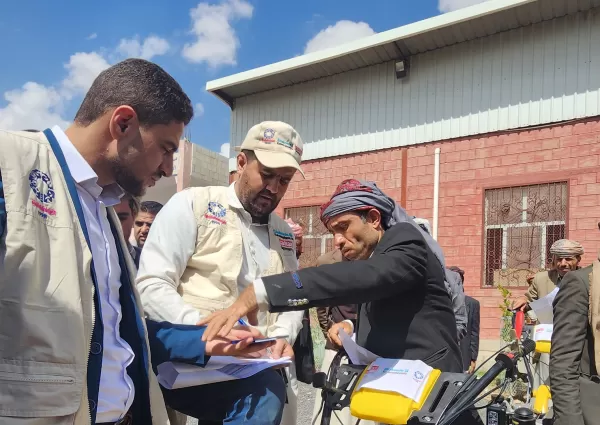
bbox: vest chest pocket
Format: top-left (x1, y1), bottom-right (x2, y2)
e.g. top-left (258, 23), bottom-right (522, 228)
top-left (0, 211), bottom-right (87, 366)
top-left (279, 251), bottom-right (298, 272)
top-left (0, 361), bottom-right (83, 420)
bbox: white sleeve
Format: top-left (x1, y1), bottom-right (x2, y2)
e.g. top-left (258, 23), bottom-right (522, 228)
top-left (253, 277), bottom-right (271, 311)
top-left (136, 190), bottom-right (201, 325)
top-left (269, 311), bottom-right (304, 345)
top-left (270, 251), bottom-right (304, 344)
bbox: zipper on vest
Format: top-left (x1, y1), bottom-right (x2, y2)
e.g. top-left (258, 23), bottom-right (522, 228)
top-left (0, 371), bottom-right (75, 384)
top-left (87, 285), bottom-right (96, 425)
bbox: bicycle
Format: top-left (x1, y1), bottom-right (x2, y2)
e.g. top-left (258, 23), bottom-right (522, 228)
top-left (313, 310), bottom-right (550, 425)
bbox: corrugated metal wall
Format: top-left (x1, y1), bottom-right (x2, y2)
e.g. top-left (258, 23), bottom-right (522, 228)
top-left (230, 9), bottom-right (600, 161)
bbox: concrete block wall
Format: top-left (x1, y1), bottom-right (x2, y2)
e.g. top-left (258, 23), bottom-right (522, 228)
top-left (190, 144), bottom-right (229, 187)
top-left (278, 116), bottom-right (600, 356)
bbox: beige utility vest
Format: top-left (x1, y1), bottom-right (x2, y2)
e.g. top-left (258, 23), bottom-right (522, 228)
top-left (0, 130), bottom-right (169, 425)
top-left (177, 186), bottom-right (298, 334)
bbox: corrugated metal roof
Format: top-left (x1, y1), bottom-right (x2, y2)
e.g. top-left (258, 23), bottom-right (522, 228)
top-left (226, 8), bottom-right (600, 165)
top-left (206, 0), bottom-right (600, 105)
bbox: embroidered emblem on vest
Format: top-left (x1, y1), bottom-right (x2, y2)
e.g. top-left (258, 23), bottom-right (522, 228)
top-left (274, 229), bottom-right (294, 250)
top-left (204, 201), bottom-right (227, 225)
top-left (29, 169), bottom-right (56, 218)
top-left (274, 230), bottom-right (293, 239)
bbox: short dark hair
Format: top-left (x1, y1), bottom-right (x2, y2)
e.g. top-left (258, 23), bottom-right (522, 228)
top-left (242, 149), bottom-right (256, 162)
top-left (74, 58), bottom-right (194, 128)
top-left (139, 200), bottom-right (163, 216)
top-left (356, 209), bottom-right (370, 222)
top-left (121, 194), bottom-right (140, 217)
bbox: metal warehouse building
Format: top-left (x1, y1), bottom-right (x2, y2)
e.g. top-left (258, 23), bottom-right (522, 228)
top-left (206, 0), bottom-right (600, 355)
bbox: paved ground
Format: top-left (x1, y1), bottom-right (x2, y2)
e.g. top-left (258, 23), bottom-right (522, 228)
top-left (297, 381), bottom-right (318, 425)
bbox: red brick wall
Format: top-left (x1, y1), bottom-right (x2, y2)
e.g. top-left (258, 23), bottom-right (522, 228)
top-left (279, 117), bottom-right (600, 341)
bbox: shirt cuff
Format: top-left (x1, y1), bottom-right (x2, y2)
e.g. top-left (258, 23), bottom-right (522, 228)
top-left (253, 278), bottom-right (270, 311)
top-left (182, 309), bottom-right (203, 326)
top-left (342, 319), bottom-right (355, 335)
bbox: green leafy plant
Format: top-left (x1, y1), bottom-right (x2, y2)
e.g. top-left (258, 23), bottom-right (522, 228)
top-left (498, 284), bottom-right (514, 343)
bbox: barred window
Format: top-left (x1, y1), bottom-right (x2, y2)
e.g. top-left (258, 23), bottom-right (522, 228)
top-left (284, 206), bottom-right (333, 269)
top-left (483, 182), bottom-right (567, 287)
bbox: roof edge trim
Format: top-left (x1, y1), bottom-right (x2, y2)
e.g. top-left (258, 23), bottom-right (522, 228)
top-left (205, 0), bottom-right (536, 95)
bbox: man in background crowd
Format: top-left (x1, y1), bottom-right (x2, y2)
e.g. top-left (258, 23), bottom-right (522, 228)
top-left (449, 266), bottom-right (480, 374)
top-left (551, 247), bottom-right (600, 425)
top-left (133, 200), bottom-right (163, 248)
top-left (513, 238), bottom-right (584, 311)
top-left (513, 238), bottom-right (584, 406)
top-left (115, 194), bottom-right (142, 267)
top-left (413, 218), bottom-right (467, 341)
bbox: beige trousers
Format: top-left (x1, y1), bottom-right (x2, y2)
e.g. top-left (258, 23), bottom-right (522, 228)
top-left (281, 363), bottom-right (299, 425)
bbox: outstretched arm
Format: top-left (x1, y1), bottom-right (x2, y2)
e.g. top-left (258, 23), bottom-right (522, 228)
top-left (260, 223), bottom-right (428, 312)
top-left (199, 223), bottom-right (429, 340)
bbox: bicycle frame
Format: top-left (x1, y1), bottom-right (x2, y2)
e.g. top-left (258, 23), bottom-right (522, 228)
top-left (316, 311), bottom-right (548, 425)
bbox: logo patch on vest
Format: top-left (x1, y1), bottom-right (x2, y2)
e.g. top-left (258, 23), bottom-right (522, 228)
top-left (29, 169), bottom-right (56, 219)
top-left (204, 201), bottom-right (227, 225)
top-left (274, 230), bottom-right (294, 251)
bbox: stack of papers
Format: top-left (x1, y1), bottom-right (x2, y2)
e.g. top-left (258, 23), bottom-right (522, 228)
top-left (339, 330), bottom-right (379, 365)
top-left (157, 356), bottom-right (292, 389)
top-left (356, 358), bottom-right (434, 402)
top-left (530, 287), bottom-right (559, 324)
top-left (337, 330), bottom-right (434, 401)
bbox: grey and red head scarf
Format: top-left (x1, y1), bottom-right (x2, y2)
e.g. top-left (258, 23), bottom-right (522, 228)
top-left (319, 179), bottom-right (446, 269)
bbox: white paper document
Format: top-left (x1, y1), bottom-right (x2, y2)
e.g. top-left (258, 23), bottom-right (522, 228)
top-left (530, 287), bottom-right (559, 324)
top-left (356, 358), bottom-right (434, 402)
top-left (533, 324), bottom-right (553, 342)
top-left (157, 356), bottom-right (292, 389)
top-left (339, 331), bottom-right (379, 365)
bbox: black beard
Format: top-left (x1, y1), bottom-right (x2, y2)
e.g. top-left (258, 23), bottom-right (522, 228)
top-left (110, 159), bottom-right (145, 197)
top-left (241, 196), bottom-right (277, 223)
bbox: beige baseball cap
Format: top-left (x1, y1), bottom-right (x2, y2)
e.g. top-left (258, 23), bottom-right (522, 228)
top-left (235, 121), bottom-right (305, 178)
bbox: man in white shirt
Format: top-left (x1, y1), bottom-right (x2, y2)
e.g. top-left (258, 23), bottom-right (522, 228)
top-left (137, 121), bottom-right (305, 424)
top-left (0, 59), bottom-right (280, 425)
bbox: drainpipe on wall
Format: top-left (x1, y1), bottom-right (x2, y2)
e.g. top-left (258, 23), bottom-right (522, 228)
top-left (432, 147), bottom-right (441, 240)
top-left (177, 139), bottom-right (193, 192)
top-left (400, 148), bottom-right (408, 208)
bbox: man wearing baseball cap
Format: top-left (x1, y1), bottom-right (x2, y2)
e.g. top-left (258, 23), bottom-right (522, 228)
top-left (136, 121), bottom-right (305, 424)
